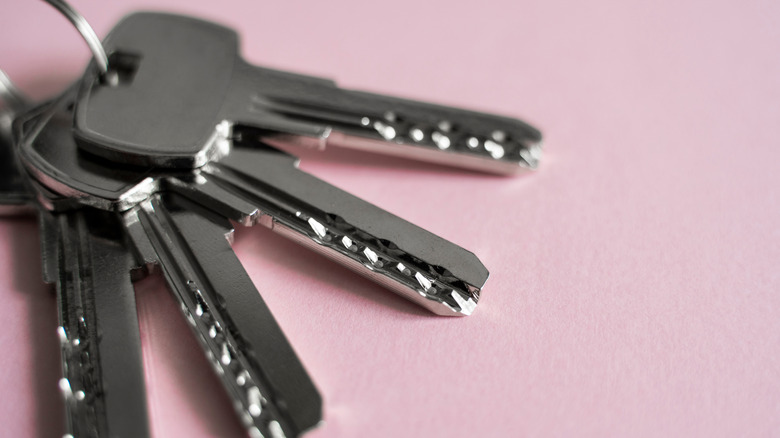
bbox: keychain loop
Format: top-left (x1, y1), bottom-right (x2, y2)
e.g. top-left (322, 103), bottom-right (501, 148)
top-left (42, 0), bottom-right (112, 80)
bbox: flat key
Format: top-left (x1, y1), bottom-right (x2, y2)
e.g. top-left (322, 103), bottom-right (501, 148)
top-left (125, 194), bottom-right (321, 438)
top-left (73, 12), bottom-right (542, 174)
top-left (39, 206), bottom-right (150, 438)
top-left (13, 95), bottom-right (151, 438)
top-left (183, 129), bottom-right (488, 316)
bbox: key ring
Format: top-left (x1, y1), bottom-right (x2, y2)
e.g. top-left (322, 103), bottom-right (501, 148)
top-left (42, 0), bottom-right (115, 83)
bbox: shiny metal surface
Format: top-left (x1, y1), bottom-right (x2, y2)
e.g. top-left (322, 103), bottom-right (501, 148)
top-left (73, 12), bottom-right (542, 173)
top-left (125, 195), bottom-right (322, 437)
top-left (41, 207), bottom-right (150, 438)
top-left (0, 69), bottom-right (34, 214)
top-left (13, 94), bottom-right (151, 438)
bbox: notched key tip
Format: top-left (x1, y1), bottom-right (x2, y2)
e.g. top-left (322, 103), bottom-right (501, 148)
top-left (517, 140), bottom-right (543, 171)
top-left (408, 265), bottom-right (486, 317)
top-left (485, 138), bottom-right (543, 176)
top-left (429, 281), bottom-right (485, 317)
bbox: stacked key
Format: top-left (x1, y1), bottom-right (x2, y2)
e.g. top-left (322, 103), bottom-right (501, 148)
top-left (9, 90), bottom-right (152, 438)
top-left (4, 75), bottom-right (150, 437)
top-left (8, 12), bottom-right (542, 438)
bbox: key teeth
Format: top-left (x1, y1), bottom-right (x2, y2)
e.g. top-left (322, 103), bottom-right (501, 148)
top-left (419, 287), bottom-right (480, 316)
top-left (450, 291), bottom-right (478, 316)
top-left (276, 210), bottom-right (483, 316)
top-left (517, 141), bottom-right (543, 170)
top-left (259, 92), bottom-right (543, 173)
top-left (177, 277), bottom-right (298, 437)
top-left (320, 108), bottom-right (544, 173)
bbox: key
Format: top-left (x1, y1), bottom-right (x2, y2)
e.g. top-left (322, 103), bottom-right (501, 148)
top-left (20, 87), bottom-right (322, 437)
top-left (73, 12), bottom-right (543, 174)
top-left (13, 94), bottom-right (151, 438)
top-left (125, 194), bottom-right (322, 438)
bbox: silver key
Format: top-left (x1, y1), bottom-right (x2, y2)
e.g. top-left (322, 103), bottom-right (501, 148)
top-left (125, 194), bottom-right (321, 437)
top-left (73, 13), bottom-right (543, 174)
top-left (12, 94), bottom-right (151, 438)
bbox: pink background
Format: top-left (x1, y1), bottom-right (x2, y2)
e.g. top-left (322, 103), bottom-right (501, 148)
top-left (1, 0), bottom-right (778, 436)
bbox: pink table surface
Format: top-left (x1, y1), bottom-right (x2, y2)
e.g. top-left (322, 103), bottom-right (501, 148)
top-left (1, 0), bottom-right (778, 437)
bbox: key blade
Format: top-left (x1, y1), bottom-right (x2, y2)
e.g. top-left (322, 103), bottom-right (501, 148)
top-left (197, 139), bottom-right (487, 316)
top-left (46, 208), bottom-right (150, 438)
top-left (231, 62), bottom-right (543, 175)
top-left (126, 194), bottom-right (322, 437)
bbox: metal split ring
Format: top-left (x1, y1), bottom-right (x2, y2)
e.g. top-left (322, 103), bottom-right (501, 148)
top-left (42, 0), bottom-right (112, 80)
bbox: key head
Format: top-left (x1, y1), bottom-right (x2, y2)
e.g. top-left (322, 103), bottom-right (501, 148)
top-left (17, 88), bottom-right (156, 212)
top-left (74, 13), bottom-right (240, 168)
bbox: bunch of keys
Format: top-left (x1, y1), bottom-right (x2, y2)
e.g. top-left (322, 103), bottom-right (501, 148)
top-left (2, 3), bottom-right (542, 437)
